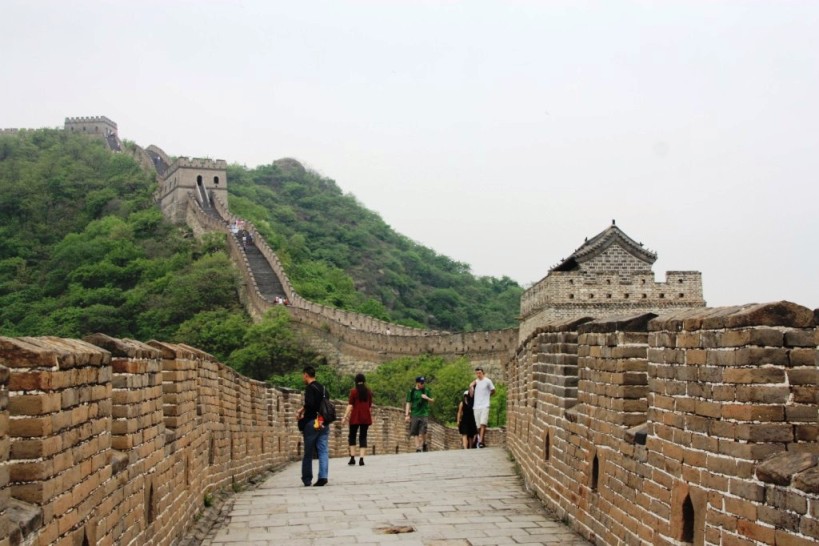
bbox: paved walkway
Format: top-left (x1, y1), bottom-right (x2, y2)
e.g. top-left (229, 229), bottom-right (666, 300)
top-left (202, 448), bottom-right (591, 545)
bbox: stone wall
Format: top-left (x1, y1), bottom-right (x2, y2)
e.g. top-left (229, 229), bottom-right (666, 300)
top-left (64, 116), bottom-right (117, 137)
top-left (158, 158), bottom-right (228, 224)
top-left (0, 334), bottom-right (484, 546)
top-left (186, 196), bottom-right (518, 378)
top-left (506, 301), bottom-right (819, 546)
top-left (579, 244), bottom-right (650, 275)
top-left (519, 271), bottom-right (705, 341)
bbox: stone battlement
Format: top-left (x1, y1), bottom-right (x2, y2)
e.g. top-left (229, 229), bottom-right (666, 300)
top-left (163, 156), bottom-right (228, 177)
top-left (64, 115), bottom-right (118, 128)
top-left (519, 224), bottom-right (705, 341)
top-left (506, 301), bottom-right (819, 546)
top-left (521, 270), bottom-right (704, 317)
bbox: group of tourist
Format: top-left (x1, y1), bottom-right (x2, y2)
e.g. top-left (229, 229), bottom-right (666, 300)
top-left (298, 366), bottom-right (496, 487)
top-left (456, 367), bottom-right (496, 449)
top-left (406, 367), bottom-right (496, 452)
top-left (229, 220), bottom-right (254, 248)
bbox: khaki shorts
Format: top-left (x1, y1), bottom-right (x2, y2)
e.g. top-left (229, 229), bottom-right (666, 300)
top-left (409, 416), bottom-right (428, 436)
top-left (473, 407), bottom-right (490, 426)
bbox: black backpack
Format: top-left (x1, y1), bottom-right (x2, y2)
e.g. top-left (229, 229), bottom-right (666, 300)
top-left (313, 384), bottom-right (337, 425)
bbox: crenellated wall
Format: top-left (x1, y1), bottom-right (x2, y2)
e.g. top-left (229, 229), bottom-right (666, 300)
top-left (506, 301), bottom-right (819, 546)
top-left (157, 158), bottom-right (228, 224)
top-left (0, 334), bottom-right (485, 546)
top-left (64, 116), bottom-right (117, 136)
top-left (186, 195), bottom-right (519, 377)
top-left (519, 271), bottom-right (705, 341)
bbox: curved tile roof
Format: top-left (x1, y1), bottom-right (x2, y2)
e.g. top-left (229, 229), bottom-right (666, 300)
top-left (552, 221), bottom-right (657, 272)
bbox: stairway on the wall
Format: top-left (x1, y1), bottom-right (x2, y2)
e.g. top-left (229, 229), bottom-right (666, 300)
top-left (234, 230), bottom-right (287, 301)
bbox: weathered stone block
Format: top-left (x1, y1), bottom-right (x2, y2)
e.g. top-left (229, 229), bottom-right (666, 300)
top-left (722, 404), bottom-right (785, 422)
top-left (757, 452), bottom-right (819, 485)
top-left (723, 368), bottom-right (786, 384)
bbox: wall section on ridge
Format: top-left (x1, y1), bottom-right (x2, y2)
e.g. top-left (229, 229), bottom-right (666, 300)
top-left (187, 195), bottom-right (519, 378)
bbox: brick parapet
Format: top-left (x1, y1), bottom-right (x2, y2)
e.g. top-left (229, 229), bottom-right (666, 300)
top-left (0, 334), bottom-right (502, 545)
top-left (521, 271), bottom-right (704, 319)
top-left (519, 271), bottom-right (705, 342)
top-left (0, 365), bottom-right (8, 546)
top-left (124, 142), bottom-right (158, 178)
top-left (506, 301), bottom-right (819, 546)
top-left (64, 116), bottom-right (117, 128)
top-left (163, 157), bottom-right (227, 178)
top-left (0, 336), bottom-right (113, 545)
top-left (145, 145), bottom-right (172, 168)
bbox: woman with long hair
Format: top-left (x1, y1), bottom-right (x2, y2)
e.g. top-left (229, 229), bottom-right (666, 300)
top-left (457, 389), bottom-right (478, 449)
top-left (342, 373), bottom-right (373, 466)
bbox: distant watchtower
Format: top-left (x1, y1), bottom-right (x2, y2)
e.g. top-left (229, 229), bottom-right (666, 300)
top-left (64, 116), bottom-right (121, 151)
top-left (519, 221), bottom-right (705, 339)
top-left (65, 115), bottom-right (117, 137)
top-left (157, 157), bottom-right (228, 224)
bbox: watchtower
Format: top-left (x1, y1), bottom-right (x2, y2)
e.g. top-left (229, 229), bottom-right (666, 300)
top-left (64, 116), bottom-right (121, 151)
top-left (157, 157), bottom-right (228, 224)
top-left (519, 221), bottom-right (705, 339)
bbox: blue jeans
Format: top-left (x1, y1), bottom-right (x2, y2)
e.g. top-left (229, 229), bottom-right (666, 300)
top-left (302, 423), bottom-right (329, 485)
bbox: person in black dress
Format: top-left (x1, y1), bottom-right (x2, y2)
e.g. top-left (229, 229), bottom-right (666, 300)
top-left (456, 390), bottom-right (478, 449)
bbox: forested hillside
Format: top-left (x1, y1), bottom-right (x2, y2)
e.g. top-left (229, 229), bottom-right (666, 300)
top-left (0, 129), bottom-right (243, 341)
top-left (0, 129), bottom-right (521, 379)
top-left (227, 161), bottom-right (522, 331)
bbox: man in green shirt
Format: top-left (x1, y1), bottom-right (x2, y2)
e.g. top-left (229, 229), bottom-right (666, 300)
top-left (405, 376), bottom-right (435, 452)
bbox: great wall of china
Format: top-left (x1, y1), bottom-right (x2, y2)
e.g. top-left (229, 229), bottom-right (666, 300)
top-left (0, 117), bottom-right (815, 546)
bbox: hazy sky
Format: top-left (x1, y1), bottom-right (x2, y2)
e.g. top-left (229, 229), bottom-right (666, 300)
top-left (3, 1), bottom-right (818, 309)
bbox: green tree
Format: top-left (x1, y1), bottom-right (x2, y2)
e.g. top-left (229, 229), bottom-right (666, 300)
top-left (359, 355), bottom-right (507, 426)
top-left (267, 364), bottom-right (353, 400)
top-left (174, 309), bottom-right (250, 362)
top-left (225, 159), bottom-right (524, 331)
top-left (227, 307), bottom-right (321, 380)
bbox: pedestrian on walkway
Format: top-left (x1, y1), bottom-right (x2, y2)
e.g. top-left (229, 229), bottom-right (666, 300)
top-left (296, 366), bottom-right (330, 486)
top-left (456, 389), bottom-right (478, 449)
top-left (342, 373), bottom-right (372, 466)
top-left (405, 376), bottom-right (434, 452)
top-left (469, 367), bottom-right (495, 448)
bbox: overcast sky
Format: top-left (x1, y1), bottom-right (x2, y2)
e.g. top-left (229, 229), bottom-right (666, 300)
top-left (2, 1), bottom-right (818, 309)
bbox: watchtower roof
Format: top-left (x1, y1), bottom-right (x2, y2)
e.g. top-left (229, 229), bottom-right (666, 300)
top-left (552, 221), bottom-right (656, 272)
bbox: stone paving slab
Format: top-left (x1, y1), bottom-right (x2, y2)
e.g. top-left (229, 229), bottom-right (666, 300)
top-left (202, 448), bottom-right (591, 545)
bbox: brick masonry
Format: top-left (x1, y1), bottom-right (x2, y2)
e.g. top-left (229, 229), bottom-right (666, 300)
top-left (0, 334), bottom-right (498, 546)
top-left (506, 301), bottom-right (819, 546)
top-left (5, 118), bottom-right (816, 545)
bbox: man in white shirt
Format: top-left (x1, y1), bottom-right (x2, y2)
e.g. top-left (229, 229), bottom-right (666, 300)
top-left (469, 367), bottom-right (495, 448)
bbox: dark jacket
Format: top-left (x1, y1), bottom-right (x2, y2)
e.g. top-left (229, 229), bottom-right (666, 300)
top-left (303, 381), bottom-right (325, 421)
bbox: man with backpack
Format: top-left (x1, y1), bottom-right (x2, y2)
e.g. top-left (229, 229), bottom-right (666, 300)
top-left (297, 366), bottom-right (330, 486)
top-left (405, 376), bottom-right (435, 452)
